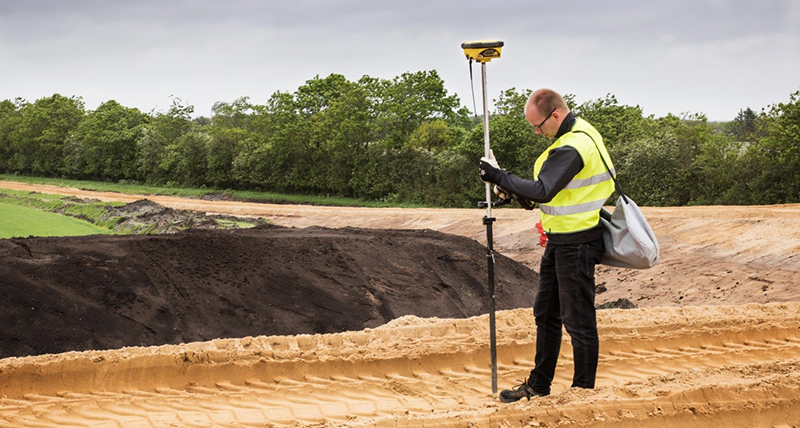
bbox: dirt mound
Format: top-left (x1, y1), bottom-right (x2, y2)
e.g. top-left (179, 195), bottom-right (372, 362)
top-left (595, 297), bottom-right (637, 309)
top-left (0, 226), bottom-right (538, 359)
top-left (102, 198), bottom-right (265, 234)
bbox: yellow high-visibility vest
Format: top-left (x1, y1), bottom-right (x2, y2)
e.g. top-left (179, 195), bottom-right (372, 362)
top-left (533, 118), bottom-right (615, 234)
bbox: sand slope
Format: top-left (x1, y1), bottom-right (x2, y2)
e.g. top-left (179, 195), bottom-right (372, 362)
top-left (1, 304), bottom-right (800, 427)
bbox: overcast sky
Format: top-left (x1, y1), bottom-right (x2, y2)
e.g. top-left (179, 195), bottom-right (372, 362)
top-left (2, 0), bottom-right (798, 121)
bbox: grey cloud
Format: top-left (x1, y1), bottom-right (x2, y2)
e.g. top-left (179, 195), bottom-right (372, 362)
top-left (3, 0), bottom-right (791, 44)
top-left (1, 0), bottom-right (797, 120)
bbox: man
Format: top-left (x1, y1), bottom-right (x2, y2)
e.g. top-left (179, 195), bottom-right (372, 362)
top-left (479, 88), bottom-right (615, 402)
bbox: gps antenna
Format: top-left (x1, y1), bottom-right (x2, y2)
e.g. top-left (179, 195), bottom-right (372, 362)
top-left (461, 39), bottom-right (504, 396)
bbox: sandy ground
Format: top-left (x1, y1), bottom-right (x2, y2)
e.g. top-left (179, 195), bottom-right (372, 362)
top-left (3, 304), bottom-right (800, 427)
top-left (2, 180), bottom-right (800, 427)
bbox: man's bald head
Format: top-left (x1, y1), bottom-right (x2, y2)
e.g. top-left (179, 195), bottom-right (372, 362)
top-left (525, 89), bottom-right (568, 117)
top-left (525, 89), bottom-right (570, 139)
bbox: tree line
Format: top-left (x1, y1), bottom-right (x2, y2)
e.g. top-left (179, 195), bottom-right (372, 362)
top-left (0, 70), bottom-right (798, 207)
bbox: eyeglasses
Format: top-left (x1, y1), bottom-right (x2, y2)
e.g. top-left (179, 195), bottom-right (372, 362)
top-left (533, 108), bottom-right (556, 130)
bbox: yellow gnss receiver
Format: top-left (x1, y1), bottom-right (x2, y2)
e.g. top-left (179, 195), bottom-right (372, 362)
top-left (461, 40), bottom-right (504, 62)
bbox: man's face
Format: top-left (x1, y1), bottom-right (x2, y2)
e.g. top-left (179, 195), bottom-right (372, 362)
top-left (525, 105), bottom-right (558, 140)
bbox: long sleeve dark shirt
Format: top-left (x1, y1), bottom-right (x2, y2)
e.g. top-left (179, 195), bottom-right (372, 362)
top-left (494, 112), bottom-right (604, 244)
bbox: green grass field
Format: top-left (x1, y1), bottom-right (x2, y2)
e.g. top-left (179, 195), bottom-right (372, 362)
top-left (0, 202), bottom-right (113, 239)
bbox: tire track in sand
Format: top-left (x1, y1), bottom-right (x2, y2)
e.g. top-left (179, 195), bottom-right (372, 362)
top-left (2, 304), bottom-right (800, 427)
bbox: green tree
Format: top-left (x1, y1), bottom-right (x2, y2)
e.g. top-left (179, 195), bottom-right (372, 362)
top-left (161, 129), bottom-right (209, 187)
top-left (407, 119), bottom-right (457, 152)
top-left (733, 90), bottom-right (800, 204)
top-left (231, 91), bottom-right (296, 191)
top-left (208, 97), bottom-right (258, 188)
top-left (493, 87), bottom-right (531, 117)
top-left (765, 90), bottom-right (800, 177)
top-left (730, 108), bottom-right (759, 142)
top-left (136, 97), bottom-right (194, 183)
top-left (0, 98), bottom-right (26, 172)
top-left (372, 70), bottom-right (467, 146)
top-left (7, 94), bottom-right (84, 176)
top-left (622, 113), bottom-right (717, 206)
top-left (690, 132), bottom-right (741, 205)
top-left (350, 143), bottom-right (435, 203)
top-left (321, 82), bottom-right (375, 195)
top-left (250, 74), bottom-right (380, 196)
top-left (64, 100), bottom-right (148, 181)
top-left (428, 148), bottom-right (481, 207)
top-left (227, 71), bottom-right (470, 200)
top-left (618, 130), bottom-right (683, 206)
top-left (268, 75), bottom-right (356, 193)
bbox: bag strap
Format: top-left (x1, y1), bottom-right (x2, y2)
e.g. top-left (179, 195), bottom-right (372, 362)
top-left (572, 129), bottom-right (627, 201)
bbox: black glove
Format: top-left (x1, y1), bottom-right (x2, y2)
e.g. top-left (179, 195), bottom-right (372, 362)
top-left (479, 160), bottom-right (503, 185)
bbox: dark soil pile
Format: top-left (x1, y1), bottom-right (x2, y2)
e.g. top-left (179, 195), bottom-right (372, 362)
top-left (0, 226), bottom-right (538, 358)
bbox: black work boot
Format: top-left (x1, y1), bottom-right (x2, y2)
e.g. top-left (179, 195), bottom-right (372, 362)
top-left (499, 378), bottom-right (548, 403)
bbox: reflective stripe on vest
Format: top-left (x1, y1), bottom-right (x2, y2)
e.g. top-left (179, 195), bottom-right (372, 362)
top-left (563, 169), bottom-right (615, 190)
top-left (539, 196), bottom-right (608, 216)
top-left (534, 118), bottom-right (615, 234)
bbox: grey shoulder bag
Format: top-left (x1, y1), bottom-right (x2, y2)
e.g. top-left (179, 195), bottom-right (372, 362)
top-left (573, 130), bottom-right (660, 269)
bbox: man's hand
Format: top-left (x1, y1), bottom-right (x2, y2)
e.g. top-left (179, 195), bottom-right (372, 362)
top-left (479, 149), bottom-right (503, 184)
top-left (493, 185), bottom-right (510, 200)
top-left (479, 160), bottom-right (502, 184)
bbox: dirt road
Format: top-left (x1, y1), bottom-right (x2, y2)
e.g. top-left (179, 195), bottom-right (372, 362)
top-left (2, 180), bottom-right (800, 427)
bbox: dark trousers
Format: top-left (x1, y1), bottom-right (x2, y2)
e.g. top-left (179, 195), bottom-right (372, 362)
top-left (528, 238), bottom-right (605, 394)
